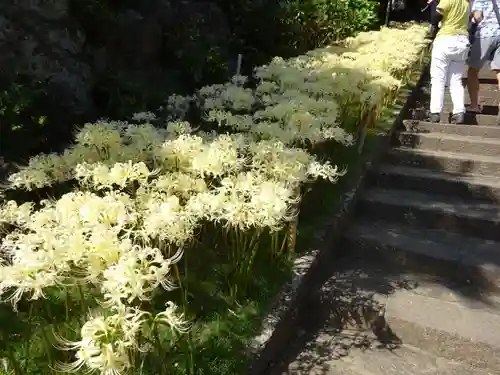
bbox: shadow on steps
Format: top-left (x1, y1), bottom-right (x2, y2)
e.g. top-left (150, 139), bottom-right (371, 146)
top-left (264, 65), bottom-right (500, 375)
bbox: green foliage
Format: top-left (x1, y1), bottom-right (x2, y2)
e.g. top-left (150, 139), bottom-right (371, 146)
top-left (216, 0), bottom-right (380, 71)
top-left (282, 0), bottom-right (380, 50)
top-left (348, 0), bottom-right (380, 31)
top-left (0, 77), bottom-right (52, 160)
top-left (0, 76), bottom-right (86, 163)
top-left (0, 78), bottom-right (47, 131)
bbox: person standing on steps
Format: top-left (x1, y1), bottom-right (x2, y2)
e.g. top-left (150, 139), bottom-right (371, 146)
top-left (429, 0), bottom-right (470, 124)
top-left (467, 0), bottom-right (500, 123)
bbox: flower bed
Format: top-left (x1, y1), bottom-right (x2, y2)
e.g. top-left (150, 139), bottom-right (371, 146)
top-left (0, 24), bottom-right (428, 375)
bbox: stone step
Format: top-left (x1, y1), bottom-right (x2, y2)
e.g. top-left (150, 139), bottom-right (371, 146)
top-left (441, 89), bottom-right (498, 103)
top-left (420, 83), bottom-right (498, 98)
top-left (372, 164), bottom-right (500, 201)
top-left (341, 221), bottom-right (500, 372)
top-left (357, 187), bottom-right (500, 241)
top-left (435, 113), bottom-right (499, 126)
top-left (285, 344), bottom-right (495, 375)
top-left (380, 291), bottom-right (500, 374)
top-left (443, 100), bottom-right (498, 111)
top-left (278, 251), bottom-right (500, 374)
top-left (412, 109), bottom-right (500, 126)
top-left (397, 132), bottom-right (500, 157)
top-left (463, 65), bottom-right (498, 79)
top-left (443, 102), bottom-right (498, 116)
top-left (444, 90), bottom-right (500, 105)
top-left (467, 88), bottom-right (499, 99)
top-left (409, 103), bottom-right (500, 126)
top-left (464, 69), bottom-right (499, 80)
top-left (385, 147), bottom-right (500, 176)
top-left (280, 63), bottom-right (500, 375)
top-left (402, 120), bottom-right (500, 138)
top-left (462, 82), bottom-right (498, 93)
top-left (448, 114), bottom-right (499, 126)
top-left (451, 113), bottom-right (498, 126)
top-left (464, 77), bottom-right (499, 85)
top-left (471, 114), bottom-right (500, 126)
top-left (420, 82), bottom-right (499, 114)
top-left (345, 219), bottom-right (500, 292)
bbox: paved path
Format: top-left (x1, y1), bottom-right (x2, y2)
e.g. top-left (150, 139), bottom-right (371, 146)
top-left (269, 66), bottom-right (500, 375)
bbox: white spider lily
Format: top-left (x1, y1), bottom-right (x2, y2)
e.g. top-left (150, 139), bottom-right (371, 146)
top-left (55, 308), bottom-right (149, 375)
top-left (153, 301), bottom-right (191, 334)
top-left (101, 247), bottom-right (182, 307)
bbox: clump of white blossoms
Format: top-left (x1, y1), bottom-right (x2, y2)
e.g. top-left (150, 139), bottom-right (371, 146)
top-left (197, 23), bottom-right (427, 144)
top-left (101, 246), bottom-right (183, 307)
top-left (55, 309), bottom-right (147, 375)
top-left (55, 305), bottom-right (188, 375)
top-left (198, 78), bottom-right (256, 112)
top-left (131, 111), bottom-right (157, 123)
top-left (0, 22), bottom-right (429, 375)
top-left (75, 161), bottom-right (153, 190)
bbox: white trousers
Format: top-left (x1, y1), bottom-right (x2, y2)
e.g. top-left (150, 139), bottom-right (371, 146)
top-left (430, 35), bottom-right (470, 114)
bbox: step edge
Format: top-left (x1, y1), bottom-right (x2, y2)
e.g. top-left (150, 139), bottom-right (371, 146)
top-left (384, 316), bottom-right (500, 373)
top-left (375, 164), bottom-right (500, 187)
top-left (359, 188), bottom-right (500, 223)
top-left (398, 131), bottom-right (500, 144)
top-left (389, 147), bottom-right (500, 163)
top-left (346, 220), bottom-right (500, 269)
top-left (402, 120), bottom-right (500, 130)
top-left (361, 186), bottom-right (500, 208)
top-left (385, 290), bottom-right (500, 350)
top-left (402, 120), bottom-right (500, 134)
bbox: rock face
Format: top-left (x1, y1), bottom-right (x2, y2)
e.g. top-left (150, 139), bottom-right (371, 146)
top-left (105, 10), bottom-right (163, 71)
top-left (0, 0), bottom-right (93, 116)
top-left (0, 0), bottom-right (233, 120)
top-left (162, 1), bottom-right (232, 85)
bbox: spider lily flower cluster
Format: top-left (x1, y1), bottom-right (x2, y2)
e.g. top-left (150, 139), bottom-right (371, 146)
top-left (178, 24), bottom-right (428, 144)
top-left (0, 24), bottom-right (428, 375)
top-left (0, 122), bottom-right (343, 374)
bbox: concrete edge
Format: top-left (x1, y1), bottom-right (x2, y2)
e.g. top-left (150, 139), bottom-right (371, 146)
top-left (246, 54), bottom-right (431, 375)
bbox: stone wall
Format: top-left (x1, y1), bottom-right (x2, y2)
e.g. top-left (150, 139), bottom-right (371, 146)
top-left (0, 0), bottom-right (234, 119)
top-left (0, 0), bottom-right (92, 115)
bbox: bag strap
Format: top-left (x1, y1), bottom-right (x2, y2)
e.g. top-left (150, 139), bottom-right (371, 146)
top-left (491, 0), bottom-right (500, 26)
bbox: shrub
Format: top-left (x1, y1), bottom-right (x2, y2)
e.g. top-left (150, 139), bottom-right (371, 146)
top-left (222, 0), bottom-right (380, 71)
top-left (280, 0), bottom-right (380, 50)
top-left (0, 76), bottom-right (84, 162)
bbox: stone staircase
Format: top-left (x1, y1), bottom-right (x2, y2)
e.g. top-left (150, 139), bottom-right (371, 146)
top-left (272, 67), bottom-right (500, 374)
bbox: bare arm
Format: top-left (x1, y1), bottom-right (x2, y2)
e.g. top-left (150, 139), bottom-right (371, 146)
top-left (472, 10), bottom-right (483, 23)
top-left (471, 0), bottom-right (488, 23)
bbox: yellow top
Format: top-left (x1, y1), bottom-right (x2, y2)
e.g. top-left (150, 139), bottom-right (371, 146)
top-left (436, 0), bottom-right (469, 38)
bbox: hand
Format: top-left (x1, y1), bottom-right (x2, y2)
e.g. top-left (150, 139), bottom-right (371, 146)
top-left (427, 0), bottom-right (434, 3)
top-left (472, 10), bottom-right (483, 23)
